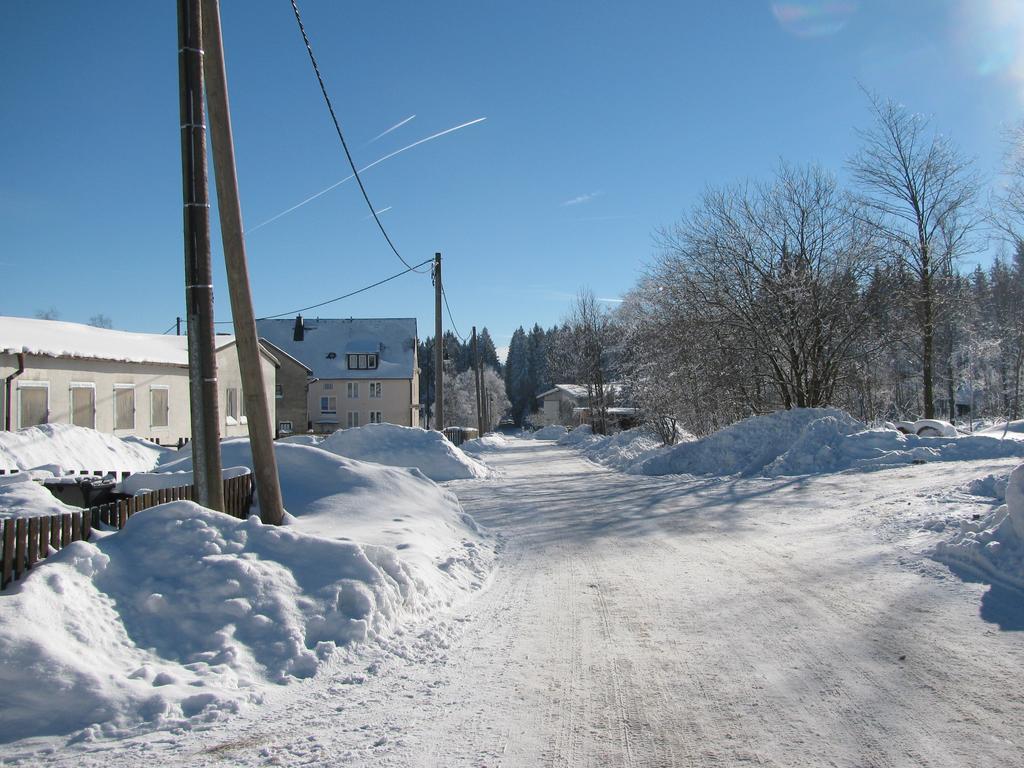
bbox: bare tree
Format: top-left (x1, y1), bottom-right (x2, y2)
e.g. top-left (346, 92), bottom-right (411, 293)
top-left (849, 92), bottom-right (980, 418)
top-left (653, 164), bottom-right (880, 413)
top-left (566, 289), bottom-right (613, 434)
top-left (88, 314), bottom-right (113, 329)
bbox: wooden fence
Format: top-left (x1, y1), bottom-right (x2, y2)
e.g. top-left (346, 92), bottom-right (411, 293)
top-left (0, 473), bottom-right (253, 592)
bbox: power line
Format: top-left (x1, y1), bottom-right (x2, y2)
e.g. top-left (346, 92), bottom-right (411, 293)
top-left (440, 283), bottom-right (467, 343)
top-left (288, 0), bottom-right (428, 274)
top-left (205, 256), bottom-right (433, 326)
top-left (160, 322), bottom-right (178, 335)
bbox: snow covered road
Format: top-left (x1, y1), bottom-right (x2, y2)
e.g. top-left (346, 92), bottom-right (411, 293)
top-left (14, 438), bottom-right (1024, 766)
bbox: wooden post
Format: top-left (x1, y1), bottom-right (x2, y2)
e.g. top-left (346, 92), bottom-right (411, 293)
top-left (200, 0), bottom-right (285, 526)
top-left (472, 326), bottom-right (483, 436)
top-left (433, 252), bottom-right (444, 430)
top-left (178, 0), bottom-right (224, 512)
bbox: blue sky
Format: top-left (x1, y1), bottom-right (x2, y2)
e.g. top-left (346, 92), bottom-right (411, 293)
top-left (2, 1), bottom-right (1022, 358)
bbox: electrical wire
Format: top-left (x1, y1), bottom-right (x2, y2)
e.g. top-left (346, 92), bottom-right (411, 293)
top-left (161, 322), bottom-right (178, 335)
top-left (205, 256), bottom-right (433, 326)
top-left (440, 283), bottom-right (467, 343)
top-left (288, 0), bottom-right (428, 274)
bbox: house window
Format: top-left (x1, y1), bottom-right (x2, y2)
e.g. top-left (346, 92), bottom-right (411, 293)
top-left (346, 353), bottom-right (378, 370)
top-left (368, 381), bottom-right (382, 399)
top-left (18, 382), bottom-right (48, 429)
top-left (278, 421), bottom-right (293, 435)
top-left (323, 382), bottom-right (334, 390)
top-left (347, 382), bottom-right (359, 399)
top-left (347, 411), bottom-right (360, 428)
top-left (369, 411), bottom-right (383, 424)
top-left (150, 386), bottom-right (169, 428)
top-left (225, 387), bottom-right (239, 424)
top-left (114, 385), bottom-right (135, 430)
top-left (70, 383), bottom-right (96, 429)
top-left (321, 396), bottom-right (337, 414)
top-left (275, 384), bottom-right (283, 399)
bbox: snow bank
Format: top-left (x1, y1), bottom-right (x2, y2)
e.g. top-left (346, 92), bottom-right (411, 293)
top-left (631, 409), bottom-right (1024, 478)
top-left (0, 473), bottom-right (79, 520)
top-left (557, 426), bottom-right (666, 471)
top-left (276, 434), bottom-right (321, 446)
top-left (460, 433), bottom-right (509, 454)
top-left (119, 467), bottom-right (250, 497)
top-left (532, 424), bottom-right (569, 441)
top-left (318, 424), bottom-right (492, 481)
top-left (0, 424), bottom-right (169, 474)
top-left (0, 440), bottom-right (491, 742)
top-left (978, 420), bottom-right (1024, 441)
top-left (935, 463), bottom-right (1024, 592)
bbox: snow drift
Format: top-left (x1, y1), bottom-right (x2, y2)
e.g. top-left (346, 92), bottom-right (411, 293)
top-left (558, 426), bottom-right (665, 471)
top-left (318, 423), bottom-right (491, 481)
top-left (0, 439), bottom-right (491, 742)
top-left (628, 409), bottom-right (1024, 478)
top-left (0, 424), bottom-right (168, 474)
top-left (0, 472), bottom-right (81, 519)
top-left (935, 463), bottom-right (1024, 593)
top-left (531, 425), bottom-right (569, 441)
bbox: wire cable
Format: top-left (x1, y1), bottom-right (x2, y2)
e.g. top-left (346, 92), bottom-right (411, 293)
top-left (208, 256), bottom-right (434, 325)
top-left (161, 322), bottom-right (178, 335)
top-left (440, 283), bottom-right (467, 343)
top-left (288, 0), bottom-right (428, 274)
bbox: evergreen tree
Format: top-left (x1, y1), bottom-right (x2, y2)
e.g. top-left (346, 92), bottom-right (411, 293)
top-left (504, 327), bottom-right (529, 424)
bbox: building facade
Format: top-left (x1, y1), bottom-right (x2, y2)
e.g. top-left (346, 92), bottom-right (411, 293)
top-left (256, 316), bottom-right (419, 434)
top-left (1, 316), bottom-right (278, 445)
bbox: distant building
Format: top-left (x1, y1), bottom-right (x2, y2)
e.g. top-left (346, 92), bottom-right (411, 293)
top-left (258, 339), bottom-right (313, 437)
top-left (255, 316), bottom-right (419, 434)
top-left (536, 382), bottom-right (637, 431)
top-left (0, 316), bottom-right (279, 445)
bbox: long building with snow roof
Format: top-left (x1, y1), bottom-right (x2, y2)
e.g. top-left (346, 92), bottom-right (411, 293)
top-left (0, 316), bottom-right (279, 445)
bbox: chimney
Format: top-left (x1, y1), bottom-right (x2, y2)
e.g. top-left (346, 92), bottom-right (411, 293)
top-left (293, 314), bottom-right (304, 342)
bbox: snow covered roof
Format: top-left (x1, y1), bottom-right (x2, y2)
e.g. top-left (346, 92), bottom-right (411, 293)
top-left (537, 383), bottom-right (627, 402)
top-left (0, 316), bottom-right (278, 368)
top-left (255, 317), bottom-right (417, 380)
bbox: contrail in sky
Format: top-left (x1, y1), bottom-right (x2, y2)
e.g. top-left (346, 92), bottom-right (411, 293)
top-left (362, 206), bottom-right (392, 219)
top-left (366, 114), bottom-right (415, 144)
top-left (247, 117), bottom-right (487, 233)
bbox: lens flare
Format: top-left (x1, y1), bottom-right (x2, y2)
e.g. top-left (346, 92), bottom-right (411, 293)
top-left (952, 0), bottom-right (1024, 101)
top-left (771, 1), bottom-right (859, 38)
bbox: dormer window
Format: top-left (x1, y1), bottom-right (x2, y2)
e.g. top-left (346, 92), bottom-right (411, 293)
top-left (347, 353), bottom-right (378, 370)
top-left (326, 352), bottom-right (337, 359)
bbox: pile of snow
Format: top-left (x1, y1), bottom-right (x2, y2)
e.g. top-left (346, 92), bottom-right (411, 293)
top-left (935, 463), bottom-right (1024, 592)
top-left (0, 473), bottom-right (79, 519)
top-left (965, 472), bottom-right (1010, 502)
top-left (318, 424), bottom-right (491, 482)
top-left (119, 466), bottom-right (250, 497)
top-left (559, 426), bottom-right (665, 471)
top-left (631, 409), bottom-right (1024, 478)
top-left (460, 433), bottom-right (509, 454)
top-left (276, 434), bottom-right (321, 446)
top-left (531, 424), bottom-right (569, 441)
top-left (0, 439), bottom-right (491, 742)
top-left (978, 420), bottom-right (1024, 441)
top-left (0, 424), bottom-right (168, 475)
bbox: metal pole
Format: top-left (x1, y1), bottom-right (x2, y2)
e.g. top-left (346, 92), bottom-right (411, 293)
top-left (433, 253), bottom-right (444, 430)
top-left (201, 0), bottom-right (285, 526)
top-left (472, 326), bottom-right (483, 436)
top-left (178, 0), bottom-right (223, 511)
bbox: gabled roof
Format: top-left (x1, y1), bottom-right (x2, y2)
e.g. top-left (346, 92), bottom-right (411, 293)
top-left (255, 317), bottom-right (417, 380)
top-left (537, 383), bottom-right (628, 402)
top-left (258, 339), bottom-right (313, 374)
top-left (0, 316), bottom-right (278, 368)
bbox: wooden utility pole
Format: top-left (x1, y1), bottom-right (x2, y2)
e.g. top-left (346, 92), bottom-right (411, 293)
top-left (472, 326), bottom-right (483, 436)
top-left (201, 0), bottom-right (285, 526)
top-left (433, 252), bottom-right (444, 430)
top-left (177, 0), bottom-right (223, 511)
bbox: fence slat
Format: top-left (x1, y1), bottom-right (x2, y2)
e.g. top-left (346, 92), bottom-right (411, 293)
top-left (14, 518), bottom-right (27, 580)
top-left (27, 517), bottom-right (39, 568)
top-left (38, 517), bottom-right (49, 560)
top-left (61, 514), bottom-right (72, 546)
top-left (82, 506), bottom-right (91, 541)
top-left (49, 514), bottom-right (60, 552)
top-left (2, 519), bottom-right (15, 589)
top-left (71, 512), bottom-right (82, 543)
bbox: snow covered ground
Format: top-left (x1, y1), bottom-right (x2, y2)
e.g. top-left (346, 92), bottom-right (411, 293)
top-left (3, 424), bottom-right (1022, 766)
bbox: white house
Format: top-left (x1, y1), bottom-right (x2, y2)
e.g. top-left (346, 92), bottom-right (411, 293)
top-left (536, 382), bottom-right (636, 430)
top-left (0, 316), bottom-right (278, 446)
top-left (255, 316), bottom-right (419, 434)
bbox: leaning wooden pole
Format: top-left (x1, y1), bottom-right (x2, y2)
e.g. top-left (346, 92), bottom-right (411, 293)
top-left (472, 326), bottom-right (483, 436)
top-left (433, 252), bottom-right (444, 430)
top-left (201, 0), bottom-right (285, 525)
top-left (178, 0), bottom-right (223, 511)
